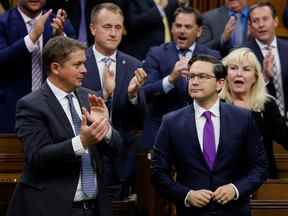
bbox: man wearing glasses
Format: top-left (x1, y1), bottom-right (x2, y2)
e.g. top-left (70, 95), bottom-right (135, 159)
top-left (151, 55), bottom-right (267, 216)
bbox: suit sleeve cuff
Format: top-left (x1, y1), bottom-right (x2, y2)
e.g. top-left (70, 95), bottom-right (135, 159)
top-left (104, 124), bottom-right (112, 143)
top-left (163, 76), bottom-right (175, 93)
top-left (129, 95), bottom-right (138, 105)
top-left (184, 190), bottom-right (193, 207)
top-left (72, 135), bottom-right (86, 155)
top-left (24, 34), bottom-right (38, 52)
top-left (231, 183), bottom-right (239, 200)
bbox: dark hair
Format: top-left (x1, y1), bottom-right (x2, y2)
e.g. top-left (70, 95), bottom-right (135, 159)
top-left (249, 0), bottom-right (277, 19)
top-left (173, 6), bottom-right (203, 27)
top-left (43, 36), bottom-right (86, 74)
top-left (188, 55), bottom-right (227, 80)
top-left (90, 2), bottom-right (123, 24)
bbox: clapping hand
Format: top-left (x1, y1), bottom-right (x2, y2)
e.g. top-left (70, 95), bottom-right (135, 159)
top-left (128, 68), bottom-right (147, 98)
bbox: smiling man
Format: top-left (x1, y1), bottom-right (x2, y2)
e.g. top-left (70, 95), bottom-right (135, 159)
top-left (141, 6), bottom-right (220, 150)
top-left (244, 0), bottom-right (288, 124)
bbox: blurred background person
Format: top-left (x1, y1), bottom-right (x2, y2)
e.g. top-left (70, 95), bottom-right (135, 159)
top-left (119, 0), bottom-right (178, 60)
top-left (0, 0), bottom-right (10, 14)
top-left (198, 0), bottom-right (249, 57)
top-left (45, 0), bottom-right (121, 45)
top-left (0, 0), bottom-right (75, 133)
top-left (220, 47), bottom-right (288, 179)
top-left (244, 0), bottom-right (288, 124)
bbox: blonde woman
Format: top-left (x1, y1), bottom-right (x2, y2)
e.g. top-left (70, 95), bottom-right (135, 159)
top-left (220, 47), bottom-right (288, 178)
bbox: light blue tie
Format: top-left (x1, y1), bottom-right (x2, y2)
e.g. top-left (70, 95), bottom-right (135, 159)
top-left (232, 13), bottom-right (243, 47)
top-left (66, 94), bottom-right (97, 198)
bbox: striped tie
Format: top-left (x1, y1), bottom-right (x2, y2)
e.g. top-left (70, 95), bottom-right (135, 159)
top-left (28, 20), bottom-right (42, 91)
top-left (266, 45), bottom-right (285, 117)
top-left (66, 94), bottom-right (97, 198)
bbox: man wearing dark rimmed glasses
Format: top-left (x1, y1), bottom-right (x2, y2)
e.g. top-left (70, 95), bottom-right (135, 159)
top-left (151, 54), bottom-right (267, 216)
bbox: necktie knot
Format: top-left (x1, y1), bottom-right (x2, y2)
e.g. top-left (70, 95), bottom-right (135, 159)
top-left (102, 57), bottom-right (113, 68)
top-left (179, 48), bottom-right (189, 57)
top-left (203, 111), bottom-right (212, 121)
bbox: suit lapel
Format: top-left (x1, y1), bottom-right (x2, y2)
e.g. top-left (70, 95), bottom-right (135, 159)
top-left (85, 47), bottom-right (102, 90)
top-left (213, 102), bottom-right (229, 170)
top-left (42, 82), bottom-right (75, 137)
top-left (12, 8), bottom-right (28, 40)
top-left (113, 52), bottom-right (128, 110)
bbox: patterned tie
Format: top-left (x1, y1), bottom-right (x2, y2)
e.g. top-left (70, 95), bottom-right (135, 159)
top-left (202, 111), bottom-right (216, 170)
top-left (28, 20), bottom-right (42, 91)
top-left (102, 57), bottom-right (114, 114)
top-left (66, 94), bottom-right (97, 198)
top-left (266, 46), bottom-right (285, 117)
top-left (78, 0), bottom-right (87, 43)
top-left (232, 13), bottom-right (243, 47)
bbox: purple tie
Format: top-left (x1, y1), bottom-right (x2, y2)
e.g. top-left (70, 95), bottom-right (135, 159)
top-left (203, 111), bottom-right (216, 170)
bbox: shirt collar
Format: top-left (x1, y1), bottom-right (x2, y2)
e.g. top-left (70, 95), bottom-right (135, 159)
top-left (92, 45), bottom-right (117, 63)
top-left (47, 79), bottom-right (75, 101)
top-left (17, 7), bottom-right (42, 25)
top-left (228, 6), bottom-right (249, 18)
top-left (176, 42), bottom-right (196, 54)
top-left (193, 99), bottom-right (220, 119)
top-left (256, 37), bottom-right (277, 50)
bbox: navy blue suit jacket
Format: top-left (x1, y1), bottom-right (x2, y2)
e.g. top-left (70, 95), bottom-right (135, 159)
top-left (82, 47), bottom-right (143, 182)
top-left (151, 102), bottom-right (268, 216)
top-left (244, 38), bottom-right (288, 121)
top-left (0, 7), bottom-right (75, 133)
top-left (141, 42), bottom-right (221, 149)
top-left (7, 83), bottom-right (122, 216)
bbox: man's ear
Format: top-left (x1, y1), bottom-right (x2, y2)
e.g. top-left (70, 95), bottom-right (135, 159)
top-left (50, 62), bottom-right (61, 75)
top-left (216, 78), bottom-right (225, 92)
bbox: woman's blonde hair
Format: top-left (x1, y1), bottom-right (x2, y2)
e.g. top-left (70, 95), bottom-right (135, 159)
top-left (219, 48), bottom-right (268, 111)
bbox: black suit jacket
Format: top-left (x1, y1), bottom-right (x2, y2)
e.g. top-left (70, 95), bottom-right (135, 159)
top-left (252, 97), bottom-right (288, 178)
top-left (244, 38), bottom-right (288, 121)
top-left (119, 0), bottom-right (178, 60)
top-left (7, 83), bottom-right (122, 216)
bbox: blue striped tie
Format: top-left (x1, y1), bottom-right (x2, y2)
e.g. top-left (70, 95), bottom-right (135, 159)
top-left (66, 94), bottom-right (97, 198)
top-left (28, 20), bottom-right (42, 91)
